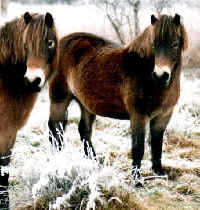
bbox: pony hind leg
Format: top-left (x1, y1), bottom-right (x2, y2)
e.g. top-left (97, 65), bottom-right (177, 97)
top-left (48, 73), bottom-right (73, 151)
top-left (48, 101), bottom-right (69, 151)
top-left (48, 88), bottom-right (72, 151)
top-left (150, 111), bottom-right (172, 175)
top-left (78, 104), bottom-right (96, 159)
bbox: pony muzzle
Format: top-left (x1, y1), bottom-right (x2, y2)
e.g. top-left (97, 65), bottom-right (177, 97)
top-left (152, 65), bottom-right (171, 86)
top-left (24, 67), bottom-right (45, 90)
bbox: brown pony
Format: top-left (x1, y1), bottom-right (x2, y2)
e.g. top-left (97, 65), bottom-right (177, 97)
top-left (48, 14), bottom-right (188, 187)
top-left (0, 12), bottom-right (58, 208)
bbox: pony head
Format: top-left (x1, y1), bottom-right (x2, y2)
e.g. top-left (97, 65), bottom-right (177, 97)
top-left (23, 12), bottom-right (58, 91)
top-left (151, 14), bottom-right (188, 86)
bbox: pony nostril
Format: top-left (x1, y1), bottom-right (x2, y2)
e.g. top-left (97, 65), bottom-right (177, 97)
top-left (24, 76), bottom-right (29, 86)
top-left (33, 77), bottom-right (42, 86)
top-left (24, 76), bottom-right (41, 86)
top-left (152, 71), bottom-right (170, 83)
top-left (162, 72), bottom-right (170, 82)
top-left (152, 71), bottom-right (158, 80)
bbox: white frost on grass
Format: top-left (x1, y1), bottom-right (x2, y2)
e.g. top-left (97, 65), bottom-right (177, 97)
top-left (29, 144), bottom-right (128, 209)
top-left (167, 75), bottom-right (200, 138)
top-left (9, 72), bottom-right (200, 209)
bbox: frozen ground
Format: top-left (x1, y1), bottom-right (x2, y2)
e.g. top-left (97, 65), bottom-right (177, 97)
top-left (10, 70), bottom-right (200, 209)
top-left (0, 2), bottom-right (199, 209)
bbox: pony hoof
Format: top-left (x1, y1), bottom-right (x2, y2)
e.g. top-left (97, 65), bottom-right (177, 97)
top-left (135, 181), bottom-right (143, 188)
top-left (132, 167), bottom-right (141, 180)
top-left (153, 168), bottom-right (165, 176)
top-left (132, 167), bottom-right (143, 188)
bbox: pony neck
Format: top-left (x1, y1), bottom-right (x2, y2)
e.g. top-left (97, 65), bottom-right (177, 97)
top-left (0, 18), bottom-right (26, 65)
top-left (126, 26), bottom-right (153, 58)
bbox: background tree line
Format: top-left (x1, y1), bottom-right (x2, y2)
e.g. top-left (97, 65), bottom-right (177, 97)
top-left (1, 0), bottom-right (197, 44)
top-left (7, 0), bottom-right (76, 5)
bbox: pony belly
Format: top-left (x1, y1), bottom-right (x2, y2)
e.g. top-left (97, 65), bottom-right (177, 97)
top-left (68, 68), bottom-right (129, 119)
top-left (85, 105), bottom-right (129, 120)
top-left (77, 95), bottom-right (129, 119)
top-left (99, 112), bottom-right (130, 120)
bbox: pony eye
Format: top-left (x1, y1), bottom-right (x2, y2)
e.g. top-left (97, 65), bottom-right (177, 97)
top-left (172, 41), bottom-right (179, 49)
top-left (48, 40), bottom-right (55, 49)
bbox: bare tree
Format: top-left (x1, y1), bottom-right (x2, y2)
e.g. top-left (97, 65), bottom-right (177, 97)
top-left (104, 0), bottom-right (126, 44)
top-left (0, 0), bottom-right (8, 16)
top-left (93, 0), bottom-right (141, 44)
top-left (127, 0), bottom-right (140, 36)
top-left (153, 0), bottom-right (178, 15)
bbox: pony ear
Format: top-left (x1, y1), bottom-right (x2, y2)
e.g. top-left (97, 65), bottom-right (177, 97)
top-left (45, 12), bottom-right (54, 28)
top-left (151, 15), bottom-right (158, 25)
top-left (24, 12), bottom-right (32, 24)
top-left (173, 14), bottom-right (180, 26)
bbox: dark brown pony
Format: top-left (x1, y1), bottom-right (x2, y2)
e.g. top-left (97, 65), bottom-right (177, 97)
top-left (0, 12), bottom-right (58, 208)
top-left (48, 14), bottom-right (188, 187)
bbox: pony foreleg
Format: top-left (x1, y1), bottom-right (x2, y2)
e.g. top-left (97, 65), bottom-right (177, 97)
top-left (131, 132), bottom-right (145, 187)
top-left (150, 112), bottom-right (172, 175)
top-left (0, 169), bottom-right (9, 210)
top-left (0, 151), bottom-right (11, 209)
top-left (130, 114), bottom-right (148, 187)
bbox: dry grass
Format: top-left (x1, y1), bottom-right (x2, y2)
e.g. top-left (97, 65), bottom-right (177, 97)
top-left (11, 110), bottom-right (200, 210)
top-left (17, 190), bottom-right (147, 210)
top-left (164, 136), bottom-right (200, 161)
top-left (10, 79), bottom-right (200, 210)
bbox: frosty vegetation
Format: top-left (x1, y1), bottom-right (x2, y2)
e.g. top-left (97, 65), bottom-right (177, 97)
top-left (0, 1), bottom-right (199, 209)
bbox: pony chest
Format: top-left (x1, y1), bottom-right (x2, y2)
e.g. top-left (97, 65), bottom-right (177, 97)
top-left (135, 90), bottom-right (169, 115)
top-left (0, 88), bottom-right (37, 129)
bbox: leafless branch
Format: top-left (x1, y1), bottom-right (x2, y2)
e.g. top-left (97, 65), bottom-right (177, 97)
top-left (106, 13), bottom-right (125, 44)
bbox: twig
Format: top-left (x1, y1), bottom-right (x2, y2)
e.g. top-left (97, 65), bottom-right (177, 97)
top-left (143, 175), bottom-right (168, 181)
